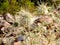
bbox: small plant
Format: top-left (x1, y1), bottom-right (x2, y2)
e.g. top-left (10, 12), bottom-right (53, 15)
top-left (13, 22), bottom-right (18, 27)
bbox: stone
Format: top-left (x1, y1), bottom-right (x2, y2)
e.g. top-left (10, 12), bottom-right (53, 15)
top-left (40, 15), bottom-right (53, 24)
top-left (4, 21), bottom-right (10, 27)
top-left (17, 36), bottom-right (25, 41)
top-left (14, 41), bottom-right (22, 45)
top-left (0, 16), bottom-right (3, 20)
top-left (3, 13), bottom-right (14, 23)
top-left (0, 20), bottom-right (11, 27)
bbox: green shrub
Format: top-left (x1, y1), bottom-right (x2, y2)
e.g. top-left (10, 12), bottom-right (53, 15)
top-left (0, 0), bottom-right (20, 15)
top-left (13, 22), bottom-right (19, 27)
top-left (17, 0), bottom-right (34, 11)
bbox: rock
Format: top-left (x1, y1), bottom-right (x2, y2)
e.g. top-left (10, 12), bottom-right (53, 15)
top-left (14, 41), bottom-right (22, 45)
top-left (17, 36), bottom-right (25, 41)
top-left (14, 35), bottom-right (25, 42)
top-left (1, 27), bottom-right (5, 31)
top-left (0, 20), bottom-right (11, 27)
top-left (40, 15), bottom-right (53, 24)
top-left (0, 16), bottom-right (3, 20)
top-left (3, 21), bottom-right (11, 27)
top-left (3, 13), bottom-right (14, 23)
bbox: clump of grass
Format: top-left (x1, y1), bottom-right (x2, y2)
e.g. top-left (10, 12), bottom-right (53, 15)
top-left (13, 22), bottom-right (19, 27)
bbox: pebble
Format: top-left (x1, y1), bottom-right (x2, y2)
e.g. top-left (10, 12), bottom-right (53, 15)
top-left (17, 35), bottom-right (25, 41)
